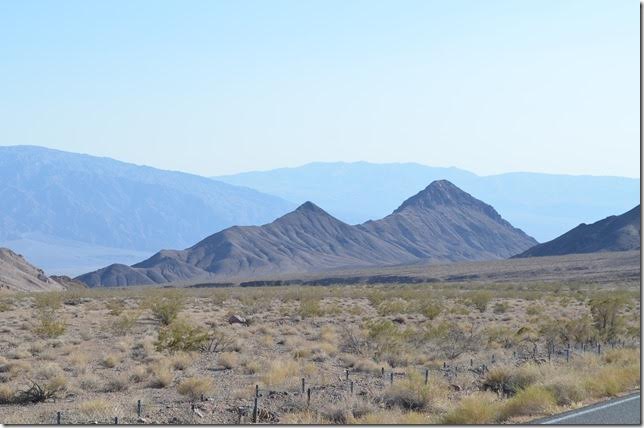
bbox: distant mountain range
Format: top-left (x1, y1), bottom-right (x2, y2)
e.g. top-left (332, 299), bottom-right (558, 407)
top-left (0, 146), bottom-right (294, 275)
top-left (77, 180), bottom-right (537, 287)
top-left (515, 205), bottom-right (640, 258)
top-left (214, 162), bottom-right (640, 242)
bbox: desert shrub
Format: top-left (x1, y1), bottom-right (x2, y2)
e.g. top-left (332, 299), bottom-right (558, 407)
top-left (583, 365), bottom-right (640, 398)
top-left (321, 399), bottom-right (376, 424)
top-left (298, 298), bottom-right (323, 318)
top-left (493, 302), bottom-right (509, 314)
top-left (148, 363), bottom-right (173, 388)
top-left (33, 311), bottom-right (66, 338)
top-left (0, 384), bottom-right (14, 404)
top-left (128, 366), bottom-right (148, 383)
top-left (101, 354), bottom-right (120, 368)
top-left (543, 375), bottom-right (586, 405)
top-left (377, 298), bottom-right (409, 316)
top-left (219, 352), bottom-right (239, 369)
top-left (589, 294), bottom-right (627, 341)
top-left (171, 352), bottom-right (195, 370)
top-left (355, 409), bottom-right (432, 424)
top-left (261, 359), bottom-right (299, 387)
top-left (103, 374), bottom-right (129, 392)
top-left (467, 291), bottom-right (492, 312)
top-left (426, 321), bottom-right (480, 359)
top-left (148, 291), bottom-right (185, 325)
top-left (382, 372), bottom-right (445, 411)
top-left (0, 299), bottom-right (13, 312)
top-left (33, 293), bottom-right (63, 310)
top-left (78, 375), bottom-right (101, 392)
top-left (483, 364), bottom-right (540, 396)
top-left (500, 385), bottom-right (555, 420)
top-left (14, 377), bottom-right (67, 404)
top-left (104, 299), bottom-right (127, 316)
top-left (242, 359), bottom-right (262, 375)
top-left (418, 301), bottom-right (442, 320)
top-left (525, 304), bottom-right (542, 316)
top-left (111, 310), bottom-right (140, 334)
top-left (365, 319), bottom-right (410, 356)
top-left (177, 376), bottom-right (214, 400)
top-left (156, 318), bottom-right (209, 352)
top-left (441, 392), bottom-right (501, 424)
top-left (77, 399), bottom-right (112, 419)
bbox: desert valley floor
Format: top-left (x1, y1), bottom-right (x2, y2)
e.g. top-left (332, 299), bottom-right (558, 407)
top-left (0, 251), bottom-right (640, 424)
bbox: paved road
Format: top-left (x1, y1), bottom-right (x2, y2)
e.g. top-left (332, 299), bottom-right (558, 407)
top-left (534, 392), bottom-right (640, 425)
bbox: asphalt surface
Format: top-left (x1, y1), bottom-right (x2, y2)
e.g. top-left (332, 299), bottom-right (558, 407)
top-left (533, 392), bottom-right (640, 425)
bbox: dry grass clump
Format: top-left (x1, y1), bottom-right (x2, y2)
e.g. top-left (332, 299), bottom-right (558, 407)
top-left (171, 352), bottom-right (196, 370)
top-left (483, 364), bottom-right (541, 395)
top-left (382, 372), bottom-right (447, 411)
top-left (340, 354), bottom-right (383, 374)
top-left (218, 352), bottom-right (239, 369)
top-left (261, 359), bottom-right (299, 387)
top-left (0, 384), bottom-right (14, 404)
top-left (241, 359), bottom-right (261, 375)
top-left (100, 354), bottom-right (121, 369)
top-left (441, 392), bottom-right (501, 424)
top-left (280, 410), bottom-right (329, 424)
top-left (542, 374), bottom-right (586, 406)
top-left (128, 366), bottom-right (148, 383)
top-left (78, 374), bottom-right (102, 392)
top-left (148, 362), bottom-right (174, 388)
top-left (320, 398), bottom-right (375, 424)
top-left (500, 385), bottom-right (555, 420)
top-left (177, 376), bottom-right (214, 400)
top-left (103, 373), bottom-right (129, 392)
top-left (77, 399), bottom-right (112, 419)
top-left (355, 409), bottom-right (434, 424)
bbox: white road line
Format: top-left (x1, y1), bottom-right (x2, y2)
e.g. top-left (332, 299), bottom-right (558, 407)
top-left (541, 394), bottom-right (640, 424)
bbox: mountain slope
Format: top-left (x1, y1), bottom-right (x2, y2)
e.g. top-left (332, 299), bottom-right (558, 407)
top-left (0, 247), bottom-right (64, 292)
top-left (77, 180), bottom-right (537, 287)
top-left (214, 162), bottom-right (639, 242)
top-left (0, 146), bottom-right (295, 274)
top-left (515, 206), bottom-right (640, 258)
top-left (361, 180), bottom-right (536, 260)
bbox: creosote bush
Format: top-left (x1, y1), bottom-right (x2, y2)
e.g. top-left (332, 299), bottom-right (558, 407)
top-left (148, 291), bottom-right (185, 325)
top-left (156, 318), bottom-right (210, 352)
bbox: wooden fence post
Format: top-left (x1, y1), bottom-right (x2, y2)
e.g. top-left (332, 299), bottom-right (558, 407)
top-left (252, 397), bottom-right (258, 423)
top-left (424, 369), bottom-right (429, 385)
top-left (301, 378), bottom-right (305, 394)
top-left (57, 412), bottom-right (61, 425)
top-left (137, 399), bottom-right (142, 417)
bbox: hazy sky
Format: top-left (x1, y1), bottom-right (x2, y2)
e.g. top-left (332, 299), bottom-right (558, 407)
top-left (1, 0), bottom-right (639, 177)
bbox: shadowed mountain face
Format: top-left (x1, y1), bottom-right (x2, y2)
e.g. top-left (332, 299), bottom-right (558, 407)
top-left (77, 180), bottom-right (537, 287)
top-left (515, 206), bottom-right (640, 258)
top-left (0, 248), bottom-right (64, 292)
top-left (0, 146), bottom-right (294, 274)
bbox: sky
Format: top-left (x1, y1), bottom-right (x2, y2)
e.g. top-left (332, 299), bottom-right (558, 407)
top-left (0, 0), bottom-right (639, 177)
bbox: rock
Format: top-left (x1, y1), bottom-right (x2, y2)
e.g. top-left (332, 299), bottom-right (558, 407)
top-left (228, 315), bottom-right (247, 325)
top-left (392, 317), bottom-right (405, 324)
top-left (137, 417), bottom-right (148, 423)
top-left (450, 384), bottom-right (462, 391)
